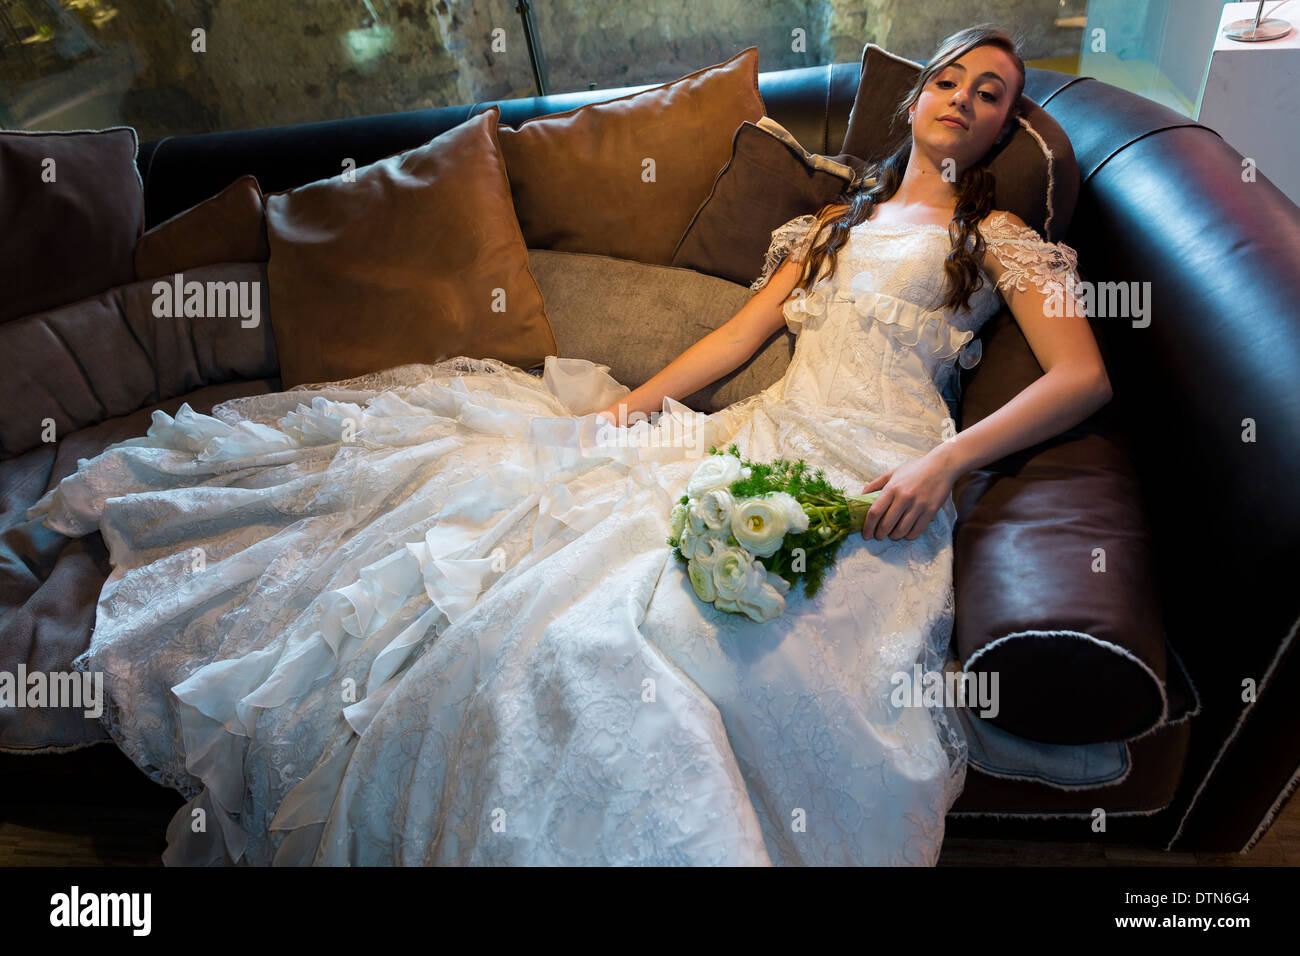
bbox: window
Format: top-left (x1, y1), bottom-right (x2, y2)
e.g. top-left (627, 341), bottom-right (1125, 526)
top-left (3, 0), bottom-right (1225, 142)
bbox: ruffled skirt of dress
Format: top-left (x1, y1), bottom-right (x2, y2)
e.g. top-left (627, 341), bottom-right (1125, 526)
top-left (29, 355), bottom-right (967, 866)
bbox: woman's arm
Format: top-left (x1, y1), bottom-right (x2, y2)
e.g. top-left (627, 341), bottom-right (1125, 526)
top-left (595, 253), bottom-right (805, 425)
top-left (862, 211), bottom-right (1113, 540)
top-left (934, 219), bottom-right (1111, 473)
top-left (598, 203), bottom-right (851, 424)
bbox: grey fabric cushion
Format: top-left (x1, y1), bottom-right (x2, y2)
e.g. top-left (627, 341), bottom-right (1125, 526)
top-left (0, 262), bottom-right (278, 460)
top-left (0, 378), bottom-right (278, 754)
top-left (527, 248), bottom-right (793, 413)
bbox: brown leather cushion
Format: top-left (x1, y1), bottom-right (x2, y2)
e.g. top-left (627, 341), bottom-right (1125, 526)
top-left (671, 117), bottom-right (865, 286)
top-left (0, 263), bottom-right (277, 460)
top-left (135, 174), bottom-right (270, 280)
top-left (497, 47), bottom-right (766, 266)
top-left (264, 106), bottom-right (557, 388)
top-left (952, 310), bottom-right (1168, 745)
top-left (0, 127), bottom-right (144, 323)
top-left (839, 43), bottom-right (1080, 242)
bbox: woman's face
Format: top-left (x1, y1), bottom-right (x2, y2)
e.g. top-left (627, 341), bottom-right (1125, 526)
top-left (909, 45), bottom-right (1020, 172)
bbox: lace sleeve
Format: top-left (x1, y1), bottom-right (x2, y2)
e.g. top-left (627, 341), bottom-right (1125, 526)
top-left (981, 211), bottom-right (1089, 316)
top-left (749, 213), bottom-right (823, 292)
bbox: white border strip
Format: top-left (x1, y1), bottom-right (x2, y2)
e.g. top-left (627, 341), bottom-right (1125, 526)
top-left (1126, 638), bottom-right (1202, 743)
top-left (1165, 606), bottom-right (1300, 852)
top-left (1246, 758), bottom-right (1300, 852)
top-left (950, 805), bottom-right (1166, 820)
top-left (1016, 114), bottom-right (1056, 238)
top-left (2, 125), bottom-right (144, 192)
top-left (966, 628), bottom-right (1170, 734)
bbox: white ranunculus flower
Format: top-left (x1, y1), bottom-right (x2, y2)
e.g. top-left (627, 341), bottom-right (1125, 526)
top-left (687, 557), bottom-right (718, 602)
top-left (714, 596), bottom-right (741, 614)
top-left (767, 491), bottom-right (810, 534)
top-left (698, 488), bottom-right (734, 531)
top-left (736, 570), bottom-right (792, 623)
top-left (669, 502), bottom-right (688, 540)
top-left (678, 525), bottom-right (713, 561)
top-left (685, 498), bottom-right (709, 534)
top-left (712, 546), bottom-right (762, 602)
top-left (686, 454), bottom-right (744, 498)
top-left (730, 496), bottom-right (790, 557)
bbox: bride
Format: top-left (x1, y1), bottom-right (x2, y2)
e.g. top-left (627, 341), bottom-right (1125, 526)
top-left (31, 26), bottom-right (1110, 866)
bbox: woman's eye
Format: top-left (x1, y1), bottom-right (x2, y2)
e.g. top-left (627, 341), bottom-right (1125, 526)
top-left (937, 79), bottom-right (997, 102)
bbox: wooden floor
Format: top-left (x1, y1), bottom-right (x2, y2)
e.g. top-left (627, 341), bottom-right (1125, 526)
top-left (2, 742), bottom-right (1296, 866)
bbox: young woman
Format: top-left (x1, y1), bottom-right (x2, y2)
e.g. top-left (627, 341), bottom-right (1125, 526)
top-left (33, 25), bottom-right (1108, 866)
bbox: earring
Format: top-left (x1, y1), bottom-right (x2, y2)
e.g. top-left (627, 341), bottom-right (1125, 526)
top-left (907, 113), bottom-right (913, 124)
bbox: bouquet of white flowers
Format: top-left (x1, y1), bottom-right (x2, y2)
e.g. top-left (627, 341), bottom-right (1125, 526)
top-left (667, 444), bottom-right (883, 623)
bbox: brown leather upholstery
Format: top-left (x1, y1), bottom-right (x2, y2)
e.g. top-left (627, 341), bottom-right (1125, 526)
top-left (952, 309), bottom-right (1167, 745)
top-left (0, 128), bottom-right (144, 323)
top-left (264, 107), bottom-right (556, 388)
top-left (497, 47), bottom-right (766, 266)
top-left (671, 119), bottom-right (857, 285)
top-left (135, 174), bottom-right (269, 280)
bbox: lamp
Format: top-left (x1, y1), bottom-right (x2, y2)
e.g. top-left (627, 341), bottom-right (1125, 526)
top-left (1223, 0), bottom-right (1294, 42)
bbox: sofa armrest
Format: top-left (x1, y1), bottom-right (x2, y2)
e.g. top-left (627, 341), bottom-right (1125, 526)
top-left (951, 306), bottom-right (1168, 745)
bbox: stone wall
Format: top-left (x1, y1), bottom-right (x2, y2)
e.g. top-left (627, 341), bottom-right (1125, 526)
top-left (6, 0), bottom-right (1086, 139)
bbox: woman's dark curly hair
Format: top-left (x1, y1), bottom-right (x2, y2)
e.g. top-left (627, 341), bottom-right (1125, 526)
top-left (789, 24), bottom-right (1026, 314)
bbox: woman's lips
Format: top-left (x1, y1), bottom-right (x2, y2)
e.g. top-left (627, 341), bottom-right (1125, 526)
top-left (938, 117), bottom-right (966, 129)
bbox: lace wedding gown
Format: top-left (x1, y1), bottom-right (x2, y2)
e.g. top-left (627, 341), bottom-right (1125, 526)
top-left (31, 210), bottom-right (1084, 866)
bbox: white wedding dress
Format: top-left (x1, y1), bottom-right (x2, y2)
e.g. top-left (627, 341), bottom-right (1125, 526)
top-left (31, 210), bottom-right (1085, 866)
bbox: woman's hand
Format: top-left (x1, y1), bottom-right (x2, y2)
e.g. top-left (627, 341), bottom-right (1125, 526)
top-left (595, 402), bottom-right (655, 428)
top-left (860, 446), bottom-right (959, 541)
top-left (594, 405), bottom-right (624, 427)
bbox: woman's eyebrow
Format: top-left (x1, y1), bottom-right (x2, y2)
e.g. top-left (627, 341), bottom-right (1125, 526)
top-left (944, 62), bottom-right (1008, 88)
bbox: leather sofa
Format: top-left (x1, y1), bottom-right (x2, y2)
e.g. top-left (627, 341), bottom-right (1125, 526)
top-left (6, 57), bottom-right (1298, 854)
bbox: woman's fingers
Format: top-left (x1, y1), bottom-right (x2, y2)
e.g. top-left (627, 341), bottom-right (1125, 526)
top-left (861, 492), bottom-right (885, 538)
top-left (865, 496), bottom-right (937, 541)
top-left (865, 492), bottom-right (905, 540)
top-left (900, 506), bottom-right (930, 540)
top-left (881, 498), bottom-right (912, 540)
